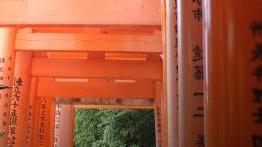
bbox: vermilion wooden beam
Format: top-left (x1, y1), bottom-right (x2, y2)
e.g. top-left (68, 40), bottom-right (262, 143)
top-left (74, 105), bottom-right (154, 109)
top-left (15, 33), bottom-right (162, 53)
top-left (37, 78), bottom-right (155, 98)
top-left (31, 58), bottom-right (162, 80)
top-left (0, 0), bottom-right (161, 25)
top-left (29, 26), bottom-right (161, 35)
top-left (54, 97), bottom-right (154, 108)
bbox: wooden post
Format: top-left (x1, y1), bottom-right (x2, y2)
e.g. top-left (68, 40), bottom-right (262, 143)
top-left (33, 97), bottom-right (54, 147)
top-left (24, 77), bottom-right (37, 147)
top-left (177, 0), bottom-right (204, 147)
top-left (154, 81), bottom-right (163, 147)
top-left (0, 28), bottom-right (16, 146)
top-left (162, 0), bottom-right (178, 146)
top-left (48, 101), bottom-right (56, 147)
top-left (54, 104), bottom-right (74, 147)
top-left (8, 52), bottom-right (32, 146)
top-left (203, 0), bottom-right (262, 146)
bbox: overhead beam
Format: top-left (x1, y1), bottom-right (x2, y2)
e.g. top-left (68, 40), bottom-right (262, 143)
top-left (53, 97), bottom-right (154, 107)
top-left (15, 33), bottom-right (162, 53)
top-left (31, 58), bottom-right (162, 80)
top-left (0, 0), bottom-right (161, 25)
top-left (74, 105), bottom-right (154, 110)
top-left (28, 26), bottom-right (161, 35)
top-left (37, 78), bottom-right (155, 98)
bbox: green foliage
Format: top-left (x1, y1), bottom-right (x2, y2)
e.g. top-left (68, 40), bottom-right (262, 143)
top-left (74, 109), bottom-right (155, 147)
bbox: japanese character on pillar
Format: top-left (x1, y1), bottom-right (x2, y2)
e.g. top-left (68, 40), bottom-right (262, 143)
top-left (253, 107), bottom-right (262, 123)
top-left (192, 45), bottom-right (203, 62)
top-left (251, 44), bottom-right (262, 61)
top-left (252, 135), bottom-right (262, 147)
top-left (0, 57), bottom-right (6, 64)
top-left (252, 65), bottom-right (262, 82)
top-left (193, 0), bottom-right (201, 5)
top-left (14, 77), bottom-right (22, 87)
top-left (193, 92), bottom-right (204, 97)
top-left (8, 76), bottom-right (22, 145)
top-left (195, 133), bottom-right (205, 147)
top-left (249, 20), bottom-right (262, 146)
top-left (252, 88), bottom-right (262, 103)
top-left (54, 104), bottom-right (62, 147)
top-left (25, 105), bottom-right (33, 145)
top-left (193, 107), bottom-right (204, 117)
top-left (192, 0), bottom-right (202, 21)
top-left (173, 0), bottom-right (177, 9)
top-left (38, 96), bottom-right (47, 146)
top-left (9, 109), bottom-right (17, 126)
top-left (192, 8), bottom-right (202, 21)
top-left (250, 22), bottom-right (262, 37)
top-left (193, 65), bottom-right (204, 80)
top-left (0, 67), bottom-right (3, 73)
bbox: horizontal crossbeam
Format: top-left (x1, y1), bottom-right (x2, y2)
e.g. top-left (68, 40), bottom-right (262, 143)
top-left (37, 78), bottom-right (155, 98)
top-left (0, 0), bottom-right (161, 25)
top-left (16, 33), bottom-right (162, 52)
top-left (31, 58), bottom-right (162, 80)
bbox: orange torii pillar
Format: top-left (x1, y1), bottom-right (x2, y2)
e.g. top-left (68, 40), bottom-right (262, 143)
top-left (53, 104), bottom-right (74, 147)
top-left (154, 100), bottom-right (162, 147)
top-left (203, 0), bottom-right (262, 146)
top-left (177, 0), bottom-right (204, 147)
top-left (163, 0), bottom-right (178, 146)
top-left (0, 28), bottom-right (16, 146)
top-left (24, 77), bottom-right (38, 147)
top-left (8, 52), bottom-right (32, 146)
top-left (33, 97), bottom-right (55, 147)
top-left (154, 81), bottom-right (163, 147)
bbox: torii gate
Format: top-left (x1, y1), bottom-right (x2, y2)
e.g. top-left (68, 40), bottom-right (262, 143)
top-left (0, 0), bottom-right (177, 147)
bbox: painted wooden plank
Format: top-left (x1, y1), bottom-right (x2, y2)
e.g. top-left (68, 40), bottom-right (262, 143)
top-left (15, 33), bottom-right (162, 53)
top-left (31, 58), bottom-right (162, 80)
top-left (0, 0), bottom-right (161, 25)
top-left (37, 78), bottom-right (155, 98)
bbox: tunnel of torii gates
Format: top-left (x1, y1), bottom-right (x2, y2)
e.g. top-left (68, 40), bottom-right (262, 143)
top-left (0, 0), bottom-right (261, 147)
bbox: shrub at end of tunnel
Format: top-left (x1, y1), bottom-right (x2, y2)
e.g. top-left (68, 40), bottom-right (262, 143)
top-left (74, 109), bottom-right (156, 147)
